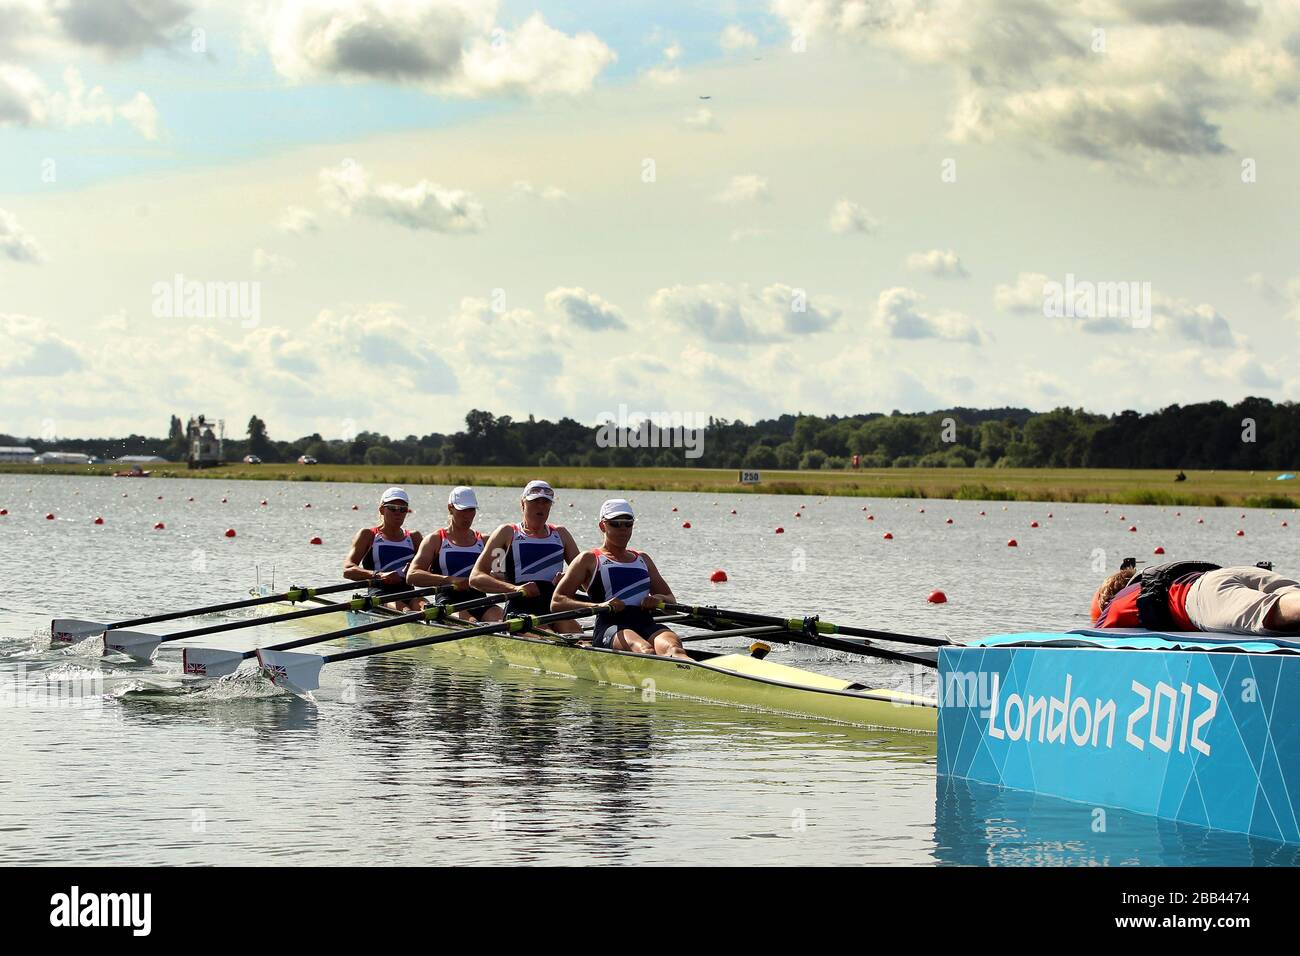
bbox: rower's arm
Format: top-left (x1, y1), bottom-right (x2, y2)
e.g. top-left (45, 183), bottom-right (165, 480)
top-left (643, 554), bottom-right (676, 604)
top-left (469, 525), bottom-right (516, 594)
top-left (558, 526), bottom-right (582, 563)
top-left (343, 528), bottom-right (377, 583)
top-left (406, 533), bottom-right (453, 588)
top-left (552, 552), bottom-right (598, 612)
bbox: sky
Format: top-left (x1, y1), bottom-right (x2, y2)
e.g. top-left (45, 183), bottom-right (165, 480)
top-left (1, 0), bottom-right (1299, 442)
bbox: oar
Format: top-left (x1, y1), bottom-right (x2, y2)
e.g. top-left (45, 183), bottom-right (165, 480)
top-left (103, 585), bottom-right (448, 663)
top-left (51, 580), bottom-right (366, 646)
top-left (661, 602), bottom-right (948, 667)
top-left (256, 606), bottom-right (604, 696)
top-left (181, 593), bottom-right (509, 678)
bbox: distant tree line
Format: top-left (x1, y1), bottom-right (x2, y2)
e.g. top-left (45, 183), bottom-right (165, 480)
top-left (4, 398), bottom-right (1297, 470)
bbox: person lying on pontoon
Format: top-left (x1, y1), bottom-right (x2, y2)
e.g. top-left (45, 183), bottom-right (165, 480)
top-left (1091, 558), bottom-right (1300, 634)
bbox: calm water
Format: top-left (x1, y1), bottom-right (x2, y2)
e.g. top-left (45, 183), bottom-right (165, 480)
top-left (2, 473), bottom-right (1296, 865)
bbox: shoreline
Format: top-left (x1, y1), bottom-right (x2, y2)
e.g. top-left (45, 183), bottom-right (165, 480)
top-left (1, 463), bottom-right (1295, 509)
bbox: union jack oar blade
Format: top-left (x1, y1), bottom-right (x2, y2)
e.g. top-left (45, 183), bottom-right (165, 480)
top-left (181, 647), bottom-right (247, 679)
top-left (255, 648), bottom-right (325, 696)
top-left (101, 630), bottom-right (164, 663)
top-left (50, 619), bottom-right (107, 646)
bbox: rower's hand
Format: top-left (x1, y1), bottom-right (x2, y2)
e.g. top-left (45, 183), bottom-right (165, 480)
top-left (640, 596), bottom-right (660, 610)
top-left (452, 577), bottom-right (470, 591)
top-left (606, 599), bottom-right (625, 613)
top-left (375, 571), bottom-right (402, 586)
top-left (517, 582), bottom-right (540, 599)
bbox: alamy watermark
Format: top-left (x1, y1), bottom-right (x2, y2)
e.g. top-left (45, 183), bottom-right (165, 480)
top-left (594, 404), bottom-right (706, 459)
top-left (1043, 273), bottom-right (1151, 328)
top-left (152, 273), bottom-right (260, 328)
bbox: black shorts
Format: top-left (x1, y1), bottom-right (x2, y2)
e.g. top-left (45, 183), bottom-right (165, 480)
top-left (591, 609), bottom-right (667, 649)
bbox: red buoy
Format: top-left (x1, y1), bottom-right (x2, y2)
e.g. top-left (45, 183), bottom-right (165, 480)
top-left (304, 503), bottom-right (312, 508)
top-left (0, 509), bottom-right (6, 515)
top-left (774, 527), bottom-right (784, 534)
top-left (154, 522), bottom-right (165, 530)
top-left (351, 504), bottom-right (359, 510)
top-left (1284, 521), bottom-right (1289, 528)
top-left (1030, 521), bottom-right (1039, 528)
top-left (221, 497), bottom-right (228, 504)
top-left (927, 589), bottom-right (947, 604)
top-left (45, 513), bottom-right (54, 520)
top-left (1128, 525), bottom-right (1137, 532)
top-left (794, 512), bottom-right (801, 518)
top-left (1047, 512), bottom-right (1053, 519)
top-left (1007, 538), bottom-right (1018, 547)
top-left (866, 514), bottom-right (874, 521)
top-left (709, 569), bottom-right (728, 583)
top-left (672, 507), bottom-right (678, 512)
top-left (919, 508), bottom-right (925, 513)
top-left (1236, 529), bottom-right (1245, 537)
top-left (883, 532), bottom-right (893, 540)
top-left (730, 509), bottom-right (737, 515)
top-left (979, 511), bottom-right (986, 516)
top-left (682, 521), bottom-right (691, 529)
top-left (156, 495), bottom-right (163, 500)
top-left (1154, 546), bottom-right (1165, 555)
top-left (945, 518), bottom-right (954, 524)
top-left (224, 528), bottom-right (236, 538)
top-left (93, 517), bottom-right (104, 525)
top-left (188, 496), bottom-right (194, 502)
top-left (261, 500), bottom-right (268, 506)
top-left (310, 536), bottom-right (322, 545)
top-left (1197, 518), bottom-right (1205, 524)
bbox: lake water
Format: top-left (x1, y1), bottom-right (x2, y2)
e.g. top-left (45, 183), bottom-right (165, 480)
top-left (2, 473), bottom-right (1297, 865)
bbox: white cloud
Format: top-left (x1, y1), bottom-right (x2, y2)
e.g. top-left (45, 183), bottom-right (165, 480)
top-left (0, 0), bottom-right (191, 59)
top-left (715, 174), bottom-right (770, 203)
top-left (828, 198), bottom-right (878, 234)
top-left (0, 66), bottom-right (160, 138)
top-left (771, 0), bottom-right (1300, 168)
top-left (252, 248), bottom-right (294, 275)
top-left (0, 208), bottom-right (45, 263)
top-left (683, 106), bottom-right (718, 131)
top-left (277, 206), bottom-right (319, 234)
top-left (1153, 299), bottom-right (1238, 349)
top-left (544, 286), bottom-right (626, 331)
top-left (720, 24), bottom-right (758, 51)
top-left (875, 287), bottom-right (987, 345)
top-left (905, 249), bottom-right (968, 278)
top-left (511, 180), bottom-right (568, 201)
top-left (265, 2), bottom-right (614, 98)
top-left (319, 160), bottom-right (486, 233)
top-left (648, 282), bottom-right (839, 341)
top-left (994, 272), bottom-right (1050, 313)
top-left (0, 313), bottom-right (83, 375)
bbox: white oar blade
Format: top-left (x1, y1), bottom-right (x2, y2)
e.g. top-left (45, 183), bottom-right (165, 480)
top-left (256, 649), bottom-right (324, 695)
top-left (102, 630), bottom-right (162, 663)
top-left (181, 647), bottom-right (246, 679)
top-left (50, 619), bottom-right (106, 645)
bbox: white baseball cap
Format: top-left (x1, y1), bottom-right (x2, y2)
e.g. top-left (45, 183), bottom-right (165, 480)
top-left (522, 480), bottom-right (555, 501)
top-left (448, 486), bottom-right (479, 510)
top-left (600, 498), bottom-right (634, 519)
top-left (380, 487), bottom-right (410, 505)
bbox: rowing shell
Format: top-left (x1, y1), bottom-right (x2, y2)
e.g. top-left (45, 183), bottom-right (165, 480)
top-left (275, 603), bottom-right (938, 732)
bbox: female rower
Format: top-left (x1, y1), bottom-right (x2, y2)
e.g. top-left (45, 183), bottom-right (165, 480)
top-left (552, 499), bottom-right (689, 659)
top-left (343, 487), bottom-right (424, 611)
top-left (406, 486), bottom-right (504, 623)
top-left (469, 479), bottom-right (582, 634)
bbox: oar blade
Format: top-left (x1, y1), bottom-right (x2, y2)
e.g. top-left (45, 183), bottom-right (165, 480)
top-left (102, 630), bottom-right (163, 663)
top-left (50, 619), bottom-right (106, 645)
top-left (256, 649), bottom-right (324, 695)
top-left (181, 647), bottom-right (246, 679)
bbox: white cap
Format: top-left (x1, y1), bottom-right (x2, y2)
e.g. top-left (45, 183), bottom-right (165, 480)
top-left (600, 498), bottom-right (634, 520)
top-left (380, 487), bottom-right (410, 505)
top-left (522, 480), bottom-right (555, 501)
top-left (448, 486), bottom-right (479, 510)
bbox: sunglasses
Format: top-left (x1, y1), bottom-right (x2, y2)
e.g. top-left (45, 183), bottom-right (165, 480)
top-left (383, 505), bottom-right (409, 513)
top-left (605, 518), bottom-right (634, 528)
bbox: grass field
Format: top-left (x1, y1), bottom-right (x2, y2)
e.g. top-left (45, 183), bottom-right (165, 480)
top-left (2, 463), bottom-right (1296, 508)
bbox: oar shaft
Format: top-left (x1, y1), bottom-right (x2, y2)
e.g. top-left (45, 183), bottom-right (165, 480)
top-left (159, 586), bottom-right (441, 641)
top-left (664, 603), bottom-right (951, 648)
top-left (108, 581), bottom-right (362, 630)
top-left (323, 607), bottom-right (599, 664)
top-left (265, 593), bottom-right (509, 653)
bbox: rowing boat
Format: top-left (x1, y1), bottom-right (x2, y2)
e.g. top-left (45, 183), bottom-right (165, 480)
top-left (937, 627), bottom-right (1300, 843)
top-left (265, 599), bottom-right (938, 732)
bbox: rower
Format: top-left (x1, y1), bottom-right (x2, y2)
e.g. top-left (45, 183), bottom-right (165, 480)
top-left (469, 479), bottom-right (582, 634)
top-left (406, 486), bottom-right (503, 623)
top-left (552, 499), bottom-right (689, 659)
top-left (343, 487), bottom-right (424, 611)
